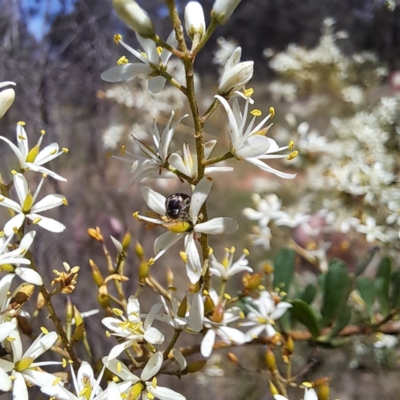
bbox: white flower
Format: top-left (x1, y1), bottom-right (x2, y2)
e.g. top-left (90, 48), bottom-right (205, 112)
top-left (243, 193), bottom-right (285, 227)
top-left (155, 295), bottom-right (189, 330)
top-left (0, 122), bottom-right (67, 181)
top-left (102, 296), bottom-right (164, 360)
top-left (0, 81), bottom-right (16, 119)
top-left (0, 231), bottom-right (42, 285)
top-left (114, 111), bottom-right (187, 188)
top-left (274, 210), bottom-right (311, 228)
top-left (273, 388), bottom-right (318, 400)
top-left (113, 0), bottom-right (154, 37)
top-left (103, 351), bottom-right (186, 400)
top-left (0, 173), bottom-right (66, 236)
top-left (42, 360), bottom-right (130, 400)
top-left (241, 291), bottom-right (292, 340)
top-left (185, 2), bottom-right (206, 39)
top-left (211, 0), bottom-right (241, 24)
top-left (0, 331), bottom-right (61, 398)
top-left (217, 48), bottom-right (253, 96)
top-left (374, 333), bottom-right (398, 349)
top-left (135, 177), bottom-right (238, 283)
top-left (101, 31), bottom-right (177, 93)
top-left (249, 225), bottom-right (272, 249)
top-left (168, 140), bottom-right (233, 180)
top-left (216, 94), bottom-right (297, 179)
top-left (355, 216), bottom-right (388, 243)
top-left (209, 247), bottom-right (253, 280)
top-left (201, 306), bottom-right (247, 358)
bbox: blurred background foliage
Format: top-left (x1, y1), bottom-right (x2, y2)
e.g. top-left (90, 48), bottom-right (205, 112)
top-left (2, 0), bottom-right (400, 399)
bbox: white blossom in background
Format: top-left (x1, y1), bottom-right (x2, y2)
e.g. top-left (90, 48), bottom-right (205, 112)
top-left (216, 93), bottom-right (297, 179)
top-left (217, 47), bottom-right (254, 96)
top-left (209, 247), bottom-right (253, 281)
top-left (102, 123), bottom-right (125, 150)
top-left (102, 296), bottom-right (164, 359)
top-left (241, 291), bottom-right (292, 340)
top-left (201, 305), bottom-right (247, 357)
top-left (114, 110), bottom-right (188, 188)
top-left (0, 331), bottom-right (61, 398)
top-left (101, 31), bottom-right (177, 94)
top-left (0, 81), bottom-right (16, 119)
top-left (185, 1), bottom-right (206, 39)
top-left (103, 351), bottom-right (186, 400)
top-left (0, 173), bottom-right (66, 236)
top-left (0, 231), bottom-right (42, 285)
top-left (274, 210), bottom-right (311, 228)
top-left (168, 140), bottom-right (233, 180)
top-left (243, 193), bottom-right (286, 227)
top-left (355, 216), bottom-right (389, 243)
top-left (213, 37), bottom-right (238, 67)
top-left (0, 122), bottom-right (67, 181)
top-left (136, 177), bottom-right (238, 283)
top-left (249, 225), bottom-right (272, 249)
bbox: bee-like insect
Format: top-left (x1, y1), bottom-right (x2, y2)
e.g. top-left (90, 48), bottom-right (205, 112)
top-left (165, 193), bottom-right (191, 220)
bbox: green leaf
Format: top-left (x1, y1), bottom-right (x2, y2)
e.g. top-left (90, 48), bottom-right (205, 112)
top-left (357, 277), bottom-right (375, 318)
top-left (390, 270), bottom-right (400, 309)
top-left (375, 257), bottom-right (391, 317)
top-left (290, 299), bottom-right (321, 339)
top-left (321, 259), bottom-right (352, 327)
top-left (328, 307), bottom-right (352, 339)
top-left (273, 248), bottom-right (296, 294)
top-left (300, 284), bottom-right (317, 304)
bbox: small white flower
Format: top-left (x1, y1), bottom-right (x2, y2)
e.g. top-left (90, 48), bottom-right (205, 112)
top-left (102, 32), bottom-right (177, 93)
top-left (243, 193), bottom-right (286, 227)
top-left (355, 216), bottom-right (388, 243)
top-left (216, 94), bottom-right (297, 179)
top-left (102, 296), bottom-right (164, 360)
top-left (217, 47), bottom-right (253, 96)
top-left (241, 291), bottom-right (292, 340)
top-left (0, 231), bottom-right (42, 285)
top-left (0, 81), bottom-right (16, 119)
top-left (185, 2), bottom-right (206, 39)
top-left (201, 305), bottom-right (247, 358)
top-left (249, 225), bottom-right (272, 249)
top-left (274, 210), bottom-right (311, 228)
top-left (103, 351), bottom-right (186, 400)
top-left (0, 173), bottom-right (66, 236)
top-left (135, 177), bottom-right (238, 283)
top-left (168, 140), bottom-right (233, 180)
top-left (113, 0), bottom-right (154, 37)
top-left (0, 330), bottom-right (62, 398)
top-left (374, 333), bottom-right (398, 349)
top-left (210, 246), bottom-right (253, 281)
top-left (0, 122), bottom-right (67, 181)
top-left (114, 111), bottom-right (188, 188)
top-left (211, 0), bottom-right (241, 24)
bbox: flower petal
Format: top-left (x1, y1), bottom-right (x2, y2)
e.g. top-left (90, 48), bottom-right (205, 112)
top-left (148, 385), bottom-right (186, 400)
top-left (102, 356), bottom-right (139, 382)
top-left (194, 217), bottom-right (238, 234)
top-left (4, 213), bottom-right (25, 236)
top-left (245, 157), bottom-right (296, 179)
top-left (101, 63), bottom-right (152, 82)
top-left (14, 267), bottom-right (43, 285)
top-left (189, 177), bottom-right (213, 221)
top-left (153, 231), bottom-right (184, 261)
top-left (31, 194), bottom-right (65, 213)
top-left (26, 214), bottom-right (66, 233)
top-left (148, 76), bottom-right (167, 94)
top-left (184, 233), bottom-right (202, 284)
top-left (143, 326), bottom-right (165, 345)
top-left (141, 351), bottom-right (163, 381)
top-left (141, 187), bottom-right (166, 215)
top-left (200, 329), bottom-right (216, 357)
top-left (188, 290), bottom-right (204, 332)
top-left (13, 173), bottom-right (28, 206)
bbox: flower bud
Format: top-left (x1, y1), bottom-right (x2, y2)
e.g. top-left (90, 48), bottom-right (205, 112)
top-left (227, 352), bottom-right (239, 364)
top-left (211, 0), bottom-right (241, 24)
top-left (218, 47), bottom-right (253, 96)
top-left (186, 359), bottom-right (207, 373)
top-left (0, 81), bottom-right (16, 119)
top-left (265, 349), bottom-right (277, 372)
top-left (113, 0), bottom-right (154, 38)
top-left (185, 2), bottom-right (206, 39)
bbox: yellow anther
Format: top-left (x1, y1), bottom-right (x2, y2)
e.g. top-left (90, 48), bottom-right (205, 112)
top-left (302, 382), bottom-right (313, 388)
top-left (208, 248), bottom-right (213, 256)
top-left (62, 358), bottom-right (67, 368)
top-left (223, 293), bottom-right (232, 300)
top-left (50, 149), bottom-right (57, 155)
top-left (112, 376), bottom-right (119, 382)
top-left (11, 170), bottom-right (17, 175)
top-left (117, 56), bottom-right (129, 65)
top-left (106, 153), bottom-right (112, 158)
top-left (52, 376), bottom-right (62, 386)
top-left (251, 109), bottom-right (262, 117)
top-left (269, 107), bottom-right (275, 117)
top-left (62, 148), bottom-right (69, 153)
top-left (113, 34), bottom-right (122, 44)
top-left (18, 135), bottom-right (26, 140)
top-left (121, 144), bottom-right (126, 155)
top-left (287, 150), bottom-right (298, 160)
top-left (156, 46), bottom-right (163, 55)
top-left (151, 377), bottom-right (157, 388)
top-left (112, 308), bottom-right (124, 317)
top-left (42, 173), bottom-right (48, 178)
top-left (17, 121), bottom-right (26, 126)
top-left (6, 336), bottom-right (15, 342)
top-left (117, 361), bottom-right (122, 373)
top-left (288, 140), bottom-right (295, 150)
top-left (179, 251), bottom-right (188, 263)
top-left (243, 248), bottom-right (250, 256)
top-left (243, 88), bottom-right (254, 97)
top-left (203, 289), bottom-right (209, 296)
top-left (41, 129), bottom-right (46, 135)
top-left (148, 258), bottom-right (155, 266)
top-left (105, 331), bottom-right (111, 338)
top-left (62, 198), bottom-right (68, 206)
top-left (40, 326), bottom-right (49, 334)
top-left (132, 211), bottom-right (139, 219)
top-left (32, 217), bottom-right (42, 225)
